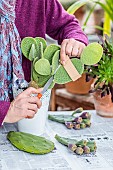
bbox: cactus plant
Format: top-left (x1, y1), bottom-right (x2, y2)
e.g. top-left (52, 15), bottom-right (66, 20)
top-left (21, 37), bottom-right (103, 90)
top-left (34, 42), bottom-right (51, 75)
top-left (7, 131), bottom-right (54, 154)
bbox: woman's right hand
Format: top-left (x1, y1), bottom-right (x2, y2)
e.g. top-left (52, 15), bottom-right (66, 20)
top-left (3, 87), bottom-right (42, 123)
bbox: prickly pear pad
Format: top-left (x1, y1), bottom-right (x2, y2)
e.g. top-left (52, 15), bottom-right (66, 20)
top-left (81, 43), bottom-right (103, 65)
top-left (54, 58), bottom-right (84, 84)
top-left (44, 44), bottom-right (60, 64)
top-left (21, 37), bottom-right (37, 61)
top-left (7, 131), bottom-right (55, 154)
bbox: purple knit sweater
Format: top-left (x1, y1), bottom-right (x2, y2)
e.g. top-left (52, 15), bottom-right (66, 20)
top-left (0, 0), bottom-right (88, 126)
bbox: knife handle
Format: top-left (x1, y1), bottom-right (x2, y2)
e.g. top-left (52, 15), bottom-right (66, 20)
top-left (37, 93), bottom-right (42, 99)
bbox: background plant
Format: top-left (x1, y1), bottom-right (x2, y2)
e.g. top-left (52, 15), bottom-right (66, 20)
top-left (85, 36), bottom-right (113, 101)
top-left (67, 0), bottom-right (113, 36)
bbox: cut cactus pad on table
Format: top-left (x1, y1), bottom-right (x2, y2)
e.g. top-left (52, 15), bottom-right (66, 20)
top-left (48, 110), bottom-right (91, 130)
top-left (81, 43), bottom-right (103, 65)
top-left (55, 134), bottom-right (97, 155)
top-left (7, 131), bottom-right (55, 154)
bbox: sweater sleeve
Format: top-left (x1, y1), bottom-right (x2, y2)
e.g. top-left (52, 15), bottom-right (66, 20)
top-left (0, 101), bottom-right (10, 127)
top-left (45, 0), bottom-right (88, 45)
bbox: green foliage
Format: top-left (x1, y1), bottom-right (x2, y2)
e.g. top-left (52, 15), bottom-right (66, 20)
top-left (85, 36), bottom-right (113, 101)
top-left (7, 131), bottom-right (54, 154)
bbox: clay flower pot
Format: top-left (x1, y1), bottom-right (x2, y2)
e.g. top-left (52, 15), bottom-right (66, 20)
top-left (93, 90), bottom-right (113, 118)
top-left (65, 73), bottom-right (94, 95)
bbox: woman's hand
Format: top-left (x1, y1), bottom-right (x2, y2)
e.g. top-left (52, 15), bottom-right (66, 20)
top-left (60, 38), bottom-right (85, 65)
top-left (3, 87), bottom-right (42, 123)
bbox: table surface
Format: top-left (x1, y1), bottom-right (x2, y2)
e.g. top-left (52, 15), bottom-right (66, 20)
top-left (1, 110), bottom-right (113, 170)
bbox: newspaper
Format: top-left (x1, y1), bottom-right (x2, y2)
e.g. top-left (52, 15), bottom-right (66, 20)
top-left (47, 111), bottom-right (113, 170)
top-left (0, 110), bottom-right (113, 170)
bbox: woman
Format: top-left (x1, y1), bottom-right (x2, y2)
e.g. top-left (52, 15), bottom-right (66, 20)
top-left (0, 0), bottom-right (88, 126)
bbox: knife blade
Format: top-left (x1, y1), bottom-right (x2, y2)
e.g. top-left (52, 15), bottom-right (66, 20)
top-left (37, 65), bottom-right (60, 99)
top-left (37, 76), bottom-right (54, 99)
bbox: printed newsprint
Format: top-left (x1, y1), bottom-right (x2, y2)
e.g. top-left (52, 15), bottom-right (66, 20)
top-left (0, 110), bottom-right (113, 170)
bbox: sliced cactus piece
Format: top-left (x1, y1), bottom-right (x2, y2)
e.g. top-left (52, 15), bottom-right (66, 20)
top-left (7, 131), bottom-right (54, 154)
top-left (44, 44), bottom-right (60, 64)
top-left (21, 37), bottom-right (37, 61)
top-left (71, 107), bottom-right (83, 116)
top-left (48, 114), bottom-right (75, 123)
top-left (81, 42), bottom-right (103, 65)
top-left (35, 37), bottom-right (47, 54)
top-left (54, 58), bottom-right (84, 84)
top-left (34, 42), bottom-right (51, 75)
top-left (55, 134), bottom-right (97, 153)
top-left (52, 50), bottom-right (60, 75)
top-left (55, 134), bottom-right (77, 146)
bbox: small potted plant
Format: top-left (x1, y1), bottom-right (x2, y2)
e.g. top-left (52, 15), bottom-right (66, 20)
top-left (85, 36), bottom-right (113, 117)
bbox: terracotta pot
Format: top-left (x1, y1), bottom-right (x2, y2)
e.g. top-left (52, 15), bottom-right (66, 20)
top-left (93, 90), bottom-right (113, 118)
top-left (65, 74), bottom-right (94, 95)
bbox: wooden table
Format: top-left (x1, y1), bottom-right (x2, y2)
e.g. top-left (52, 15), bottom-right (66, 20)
top-left (50, 88), bottom-right (94, 111)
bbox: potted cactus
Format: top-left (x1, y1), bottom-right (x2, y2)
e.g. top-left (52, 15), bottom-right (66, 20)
top-left (85, 36), bottom-right (113, 117)
top-left (17, 37), bottom-right (103, 135)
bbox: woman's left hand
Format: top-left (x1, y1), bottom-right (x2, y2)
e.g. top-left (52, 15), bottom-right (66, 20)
top-left (60, 38), bottom-right (85, 65)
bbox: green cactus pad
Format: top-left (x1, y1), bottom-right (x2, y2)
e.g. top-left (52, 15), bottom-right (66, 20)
top-left (54, 58), bottom-right (84, 84)
top-left (37, 74), bottom-right (51, 87)
top-left (28, 44), bottom-right (36, 61)
top-left (49, 81), bottom-right (55, 89)
top-left (21, 37), bottom-right (37, 61)
top-left (35, 59), bottom-right (51, 75)
top-left (7, 131), bottom-right (54, 154)
top-left (35, 37), bottom-right (47, 55)
top-left (48, 114), bottom-right (75, 123)
top-left (52, 50), bottom-right (60, 75)
top-left (34, 42), bottom-right (51, 76)
top-left (32, 68), bottom-right (39, 83)
top-left (81, 43), bottom-right (103, 65)
top-left (44, 44), bottom-right (60, 64)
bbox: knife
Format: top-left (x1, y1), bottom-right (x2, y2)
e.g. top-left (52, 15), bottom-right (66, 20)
top-left (37, 65), bottom-right (61, 99)
top-left (37, 76), bottom-right (54, 99)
